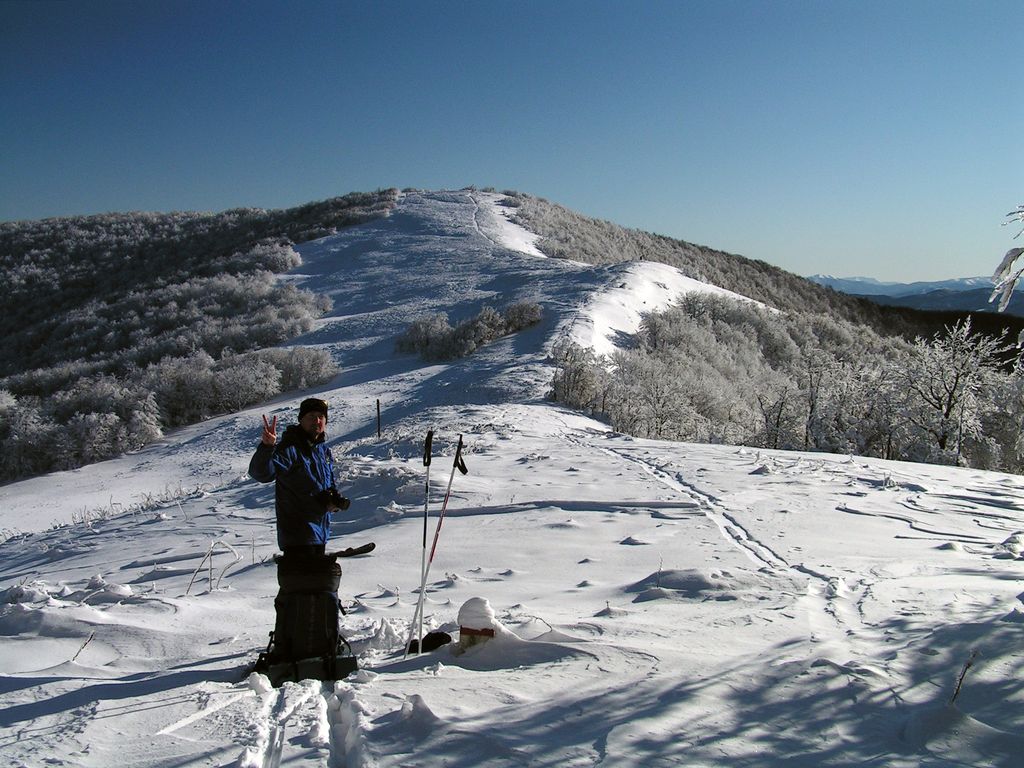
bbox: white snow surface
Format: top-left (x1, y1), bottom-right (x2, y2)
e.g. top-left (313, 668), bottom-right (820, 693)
top-left (1, 190), bottom-right (1023, 767)
top-left (475, 190), bottom-right (547, 258)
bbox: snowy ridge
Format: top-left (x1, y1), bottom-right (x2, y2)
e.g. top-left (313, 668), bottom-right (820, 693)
top-left (569, 259), bottom-right (761, 358)
top-left (1, 191), bottom-right (1023, 767)
top-left (473, 191), bottom-right (546, 258)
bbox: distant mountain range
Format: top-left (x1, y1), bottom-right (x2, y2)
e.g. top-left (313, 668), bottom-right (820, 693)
top-left (806, 274), bottom-right (994, 297)
top-left (806, 274), bottom-right (1024, 317)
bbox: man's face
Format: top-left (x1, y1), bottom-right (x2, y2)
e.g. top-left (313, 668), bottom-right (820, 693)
top-left (299, 411), bottom-right (327, 438)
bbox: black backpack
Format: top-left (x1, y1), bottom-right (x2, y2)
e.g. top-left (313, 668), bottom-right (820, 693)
top-left (254, 553), bottom-right (357, 686)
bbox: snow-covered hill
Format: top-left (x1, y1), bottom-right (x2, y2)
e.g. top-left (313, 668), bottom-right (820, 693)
top-left (2, 191), bottom-right (1023, 767)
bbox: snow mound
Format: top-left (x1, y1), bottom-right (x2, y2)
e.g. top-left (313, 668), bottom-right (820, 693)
top-left (901, 703), bottom-right (1024, 763)
top-left (399, 693), bottom-right (442, 736)
top-left (995, 532), bottom-right (1024, 558)
top-left (453, 623), bottom-right (597, 671)
top-left (626, 568), bottom-right (762, 602)
top-left (458, 596), bottom-right (496, 629)
top-left (1, 581), bottom-right (50, 604)
top-left (594, 603), bottom-right (630, 618)
top-left (246, 671), bottom-right (274, 696)
top-left (545, 518), bottom-right (583, 529)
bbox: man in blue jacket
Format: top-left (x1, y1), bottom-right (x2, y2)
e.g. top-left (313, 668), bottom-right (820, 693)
top-left (248, 397), bottom-right (349, 557)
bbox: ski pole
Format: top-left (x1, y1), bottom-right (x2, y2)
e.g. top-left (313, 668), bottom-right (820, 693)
top-left (411, 430), bottom-right (433, 656)
top-left (426, 434), bottom-right (468, 568)
top-left (406, 434), bottom-right (468, 656)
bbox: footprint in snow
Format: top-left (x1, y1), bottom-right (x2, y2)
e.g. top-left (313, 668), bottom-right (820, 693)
top-left (435, 573), bottom-right (462, 588)
top-left (546, 518), bottom-right (583, 529)
top-left (356, 586), bottom-right (400, 600)
top-left (620, 536), bottom-right (649, 546)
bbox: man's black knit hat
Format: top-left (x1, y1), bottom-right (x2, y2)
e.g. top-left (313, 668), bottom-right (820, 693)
top-left (299, 397), bottom-right (329, 421)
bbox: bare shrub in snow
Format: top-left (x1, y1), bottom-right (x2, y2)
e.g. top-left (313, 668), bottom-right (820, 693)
top-left (395, 314), bottom-right (455, 359)
top-left (398, 303), bottom-right (543, 362)
top-left (504, 300), bottom-right (544, 331)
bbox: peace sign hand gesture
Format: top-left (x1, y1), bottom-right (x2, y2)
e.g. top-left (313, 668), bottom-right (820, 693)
top-left (261, 415), bottom-right (278, 446)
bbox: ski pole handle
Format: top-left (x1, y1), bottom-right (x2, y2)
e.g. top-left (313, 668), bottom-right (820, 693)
top-left (454, 434), bottom-right (468, 475)
top-left (423, 430), bottom-right (434, 467)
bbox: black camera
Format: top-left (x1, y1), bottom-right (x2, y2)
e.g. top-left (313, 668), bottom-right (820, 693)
top-left (318, 488), bottom-right (350, 510)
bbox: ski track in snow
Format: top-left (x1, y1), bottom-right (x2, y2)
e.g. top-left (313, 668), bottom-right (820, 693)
top-left (573, 432), bottom-right (889, 669)
top-left (3, 190), bottom-right (1024, 767)
top-left (468, 191), bottom-right (503, 253)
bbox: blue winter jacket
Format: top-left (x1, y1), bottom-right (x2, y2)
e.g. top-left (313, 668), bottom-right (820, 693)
top-left (248, 425), bottom-right (337, 548)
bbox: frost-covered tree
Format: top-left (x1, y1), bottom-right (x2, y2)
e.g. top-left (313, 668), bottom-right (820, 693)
top-left (0, 395), bottom-right (61, 479)
top-left (798, 351), bottom-right (840, 451)
top-left (611, 352), bottom-right (688, 439)
top-left (549, 290), bottom-right (1021, 471)
top-left (213, 357), bottom-right (282, 413)
top-left (755, 375), bottom-right (802, 450)
top-left (549, 341), bottom-right (606, 412)
top-left (898, 319), bottom-right (1010, 463)
top-left (395, 314), bottom-right (456, 359)
top-left (0, 190), bottom-right (397, 480)
top-left (397, 303), bottom-right (543, 362)
top-left (969, 363), bottom-right (1024, 472)
top-left (451, 306), bottom-right (507, 358)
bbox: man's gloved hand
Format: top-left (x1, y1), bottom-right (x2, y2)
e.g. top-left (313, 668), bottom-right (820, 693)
top-left (318, 488), bottom-right (351, 511)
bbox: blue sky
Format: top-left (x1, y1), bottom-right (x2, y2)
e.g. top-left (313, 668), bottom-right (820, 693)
top-left (1, 0), bottom-right (1019, 281)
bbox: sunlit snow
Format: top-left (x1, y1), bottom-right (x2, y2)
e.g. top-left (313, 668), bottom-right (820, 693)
top-left (1, 191), bottom-right (1022, 767)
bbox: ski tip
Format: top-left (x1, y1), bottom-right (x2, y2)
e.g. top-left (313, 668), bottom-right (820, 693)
top-left (333, 542), bottom-right (376, 558)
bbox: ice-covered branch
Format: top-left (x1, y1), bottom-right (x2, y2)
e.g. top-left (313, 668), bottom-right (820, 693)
top-left (989, 206), bottom-right (1024, 314)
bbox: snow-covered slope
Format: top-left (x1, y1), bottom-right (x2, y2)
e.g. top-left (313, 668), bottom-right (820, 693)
top-left (2, 191), bottom-right (1023, 767)
top-left (569, 260), bottom-right (761, 357)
